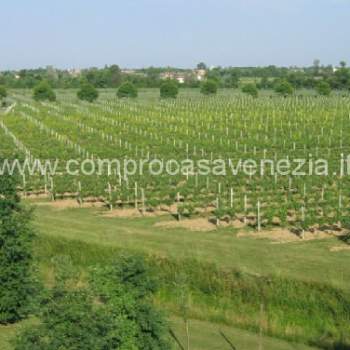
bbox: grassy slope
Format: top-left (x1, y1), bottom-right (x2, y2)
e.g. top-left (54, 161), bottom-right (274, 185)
top-left (170, 317), bottom-right (318, 350)
top-left (0, 318), bottom-right (318, 350)
top-left (32, 204), bottom-right (350, 290)
top-left (1, 201), bottom-right (346, 349)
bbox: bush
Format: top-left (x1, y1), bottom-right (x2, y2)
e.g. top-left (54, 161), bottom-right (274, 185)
top-left (200, 80), bottom-right (218, 95)
top-left (0, 85), bottom-right (7, 99)
top-left (33, 81), bottom-right (56, 102)
top-left (14, 254), bottom-right (170, 350)
top-left (117, 82), bottom-right (138, 98)
top-left (274, 80), bottom-right (294, 96)
top-left (316, 81), bottom-right (332, 96)
top-left (242, 83), bottom-right (258, 98)
top-left (0, 160), bottom-right (37, 324)
top-left (77, 83), bottom-right (99, 102)
top-left (160, 80), bottom-right (178, 99)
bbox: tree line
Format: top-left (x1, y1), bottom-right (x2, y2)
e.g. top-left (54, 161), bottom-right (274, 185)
top-left (1, 61), bottom-right (350, 91)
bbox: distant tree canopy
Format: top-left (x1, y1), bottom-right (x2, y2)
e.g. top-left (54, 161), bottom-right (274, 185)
top-left (242, 83), bottom-right (258, 98)
top-left (77, 82), bottom-right (99, 102)
top-left (1, 60), bottom-right (350, 91)
top-left (200, 80), bottom-right (218, 95)
top-left (0, 85), bottom-right (7, 99)
top-left (257, 77), bottom-right (273, 90)
top-left (316, 80), bottom-right (332, 96)
top-left (197, 62), bottom-right (207, 70)
top-left (223, 71), bottom-right (240, 88)
top-left (33, 81), bottom-right (56, 102)
top-left (117, 82), bottom-right (138, 98)
top-left (274, 80), bottom-right (294, 96)
top-left (160, 80), bottom-right (178, 99)
top-left (14, 254), bottom-right (170, 350)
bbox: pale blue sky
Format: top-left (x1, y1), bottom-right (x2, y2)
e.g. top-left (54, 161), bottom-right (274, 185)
top-left (1, 0), bottom-right (349, 70)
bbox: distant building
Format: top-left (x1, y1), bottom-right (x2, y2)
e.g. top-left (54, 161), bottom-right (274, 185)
top-left (68, 68), bottom-right (81, 77)
top-left (176, 75), bottom-right (185, 84)
top-left (121, 69), bottom-right (136, 74)
top-left (195, 69), bottom-right (206, 81)
top-left (160, 70), bottom-right (206, 83)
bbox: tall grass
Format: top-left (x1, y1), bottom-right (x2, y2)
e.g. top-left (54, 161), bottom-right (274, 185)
top-left (35, 234), bottom-right (350, 349)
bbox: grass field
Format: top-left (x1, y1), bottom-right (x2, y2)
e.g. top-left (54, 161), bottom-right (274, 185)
top-left (32, 203), bottom-right (350, 290)
top-left (5, 200), bottom-right (345, 349)
top-left (1, 89), bottom-right (350, 348)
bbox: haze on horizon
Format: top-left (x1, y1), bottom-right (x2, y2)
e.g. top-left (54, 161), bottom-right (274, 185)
top-left (1, 0), bottom-right (350, 71)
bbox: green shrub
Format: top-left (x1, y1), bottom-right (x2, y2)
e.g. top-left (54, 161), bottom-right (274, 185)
top-left (33, 81), bottom-right (56, 102)
top-left (160, 80), bottom-right (178, 99)
top-left (274, 80), bottom-right (294, 96)
top-left (200, 80), bottom-right (218, 95)
top-left (242, 83), bottom-right (258, 98)
top-left (77, 82), bottom-right (99, 102)
top-left (0, 85), bottom-right (7, 99)
top-left (0, 160), bottom-right (37, 324)
top-left (117, 82), bottom-right (138, 98)
top-left (15, 254), bottom-right (170, 350)
top-left (316, 80), bottom-right (332, 96)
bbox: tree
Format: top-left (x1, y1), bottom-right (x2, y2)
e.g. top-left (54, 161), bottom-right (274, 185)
top-left (160, 80), bottom-right (178, 99)
top-left (257, 77), bottom-right (272, 89)
top-left (200, 80), bottom-right (218, 95)
top-left (313, 59), bottom-right (321, 76)
top-left (197, 62), bottom-right (207, 70)
top-left (33, 81), bottom-right (56, 102)
top-left (108, 65), bottom-right (122, 87)
top-left (117, 82), bottom-right (138, 98)
top-left (14, 254), bottom-right (170, 350)
top-left (316, 80), bottom-right (332, 96)
top-left (242, 83), bottom-right (258, 98)
top-left (0, 85), bottom-right (7, 99)
top-left (90, 255), bottom-right (170, 350)
top-left (0, 159), bottom-right (37, 324)
top-left (15, 287), bottom-right (138, 350)
top-left (274, 80), bottom-right (294, 96)
top-left (223, 71), bottom-right (239, 88)
top-left (77, 82), bottom-right (99, 102)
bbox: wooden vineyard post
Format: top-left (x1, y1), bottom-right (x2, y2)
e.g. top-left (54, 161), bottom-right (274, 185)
top-left (176, 192), bottom-right (181, 221)
top-left (301, 206), bottom-right (305, 239)
top-left (216, 197), bottom-right (220, 227)
top-left (230, 188), bottom-right (234, 208)
top-left (108, 182), bottom-right (113, 211)
top-left (50, 177), bottom-right (55, 201)
top-left (288, 177), bottom-right (292, 192)
top-left (257, 200), bottom-right (261, 232)
top-left (259, 303), bottom-right (264, 350)
top-left (321, 185), bottom-right (325, 201)
top-left (44, 173), bottom-right (48, 195)
top-left (22, 174), bottom-right (26, 198)
top-left (77, 181), bottom-right (82, 206)
top-left (134, 181), bottom-right (138, 210)
top-left (141, 188), bottom-right (145, 216)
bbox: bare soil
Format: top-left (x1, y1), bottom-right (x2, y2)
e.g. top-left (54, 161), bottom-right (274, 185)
top-left (155, 218), bottom-right (217, 232)
top-left (237, 228), bottom-right (345, 243)
top-left (35, 199), bottom-right (105, 209)
top-left (102, 208), bottom-right (169, 218)
top-left (330, 245), bottom-right (350, 252)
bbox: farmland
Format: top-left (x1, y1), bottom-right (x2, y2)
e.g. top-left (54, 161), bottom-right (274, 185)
top-left (1, 88), bottom-right (350, 349)
top-left (2, 89), bottom-right (350, 231)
